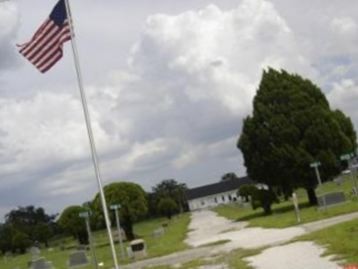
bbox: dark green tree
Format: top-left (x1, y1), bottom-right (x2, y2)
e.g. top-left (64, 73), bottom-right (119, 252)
top-left (238, 184), bottom-right (257, 202)
top-left (147, 192), bottom-right (159, 218)
top-left (238, 184), bottom-right (278, 214)
top-left (238, 68), bottom-right (356, 208)
top-left (0, 224), bottom-right (13, 254)
top-left (92, 182), bottom-right (148, 240)
top-left (221, 172), bottom-right (239, 182)
top-left (157, 197), bottom-right (178, 219)
top-left (250, 187), bottom-right (278, 214)
top-left (4, 206), bottom-right (56, 249)
top-left (152, 179), bottom-right (188, 213)
top-left (33, 223), bottom-right (52, 247)
top-left (82, 201), bottom-right (103, 231)
top-left (11, 230), bottom-right (31, 253)
top-left (57, 206), bottom-right (88, 244)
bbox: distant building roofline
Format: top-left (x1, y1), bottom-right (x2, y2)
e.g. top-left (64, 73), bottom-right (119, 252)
top-left (186, 176), bottom-right (253, 200)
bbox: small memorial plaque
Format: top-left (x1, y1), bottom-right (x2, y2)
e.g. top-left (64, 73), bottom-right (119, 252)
top-left (31, 258), bottom-right (53, 269)
top-left (68, 251), bottom-right (90, 268)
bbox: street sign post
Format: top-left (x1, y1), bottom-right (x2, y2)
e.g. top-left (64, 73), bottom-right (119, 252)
top-left (340, 153), bottom-right (358, 197)
top-left (292, 192), bottom-right (300, 223)
top-left (110, 204), bottom-right (125, 259)
top-left (79, 211), bottom-right (98, 269)
top-left (310, 161), bottom-right (326, 209)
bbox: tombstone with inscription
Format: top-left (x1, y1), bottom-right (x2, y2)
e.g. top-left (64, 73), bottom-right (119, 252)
top-left (112, 228), bottom-right (126, 242)
top-left (30, 258), bottom-right (53, 269)
top-left (68, 251), bottom-right (90, 268)
top-left (129, 239), bottom-right (147, 259)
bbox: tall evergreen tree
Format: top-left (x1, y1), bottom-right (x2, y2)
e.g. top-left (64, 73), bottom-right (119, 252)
top-left (238, 68), bottom-right (356, 209)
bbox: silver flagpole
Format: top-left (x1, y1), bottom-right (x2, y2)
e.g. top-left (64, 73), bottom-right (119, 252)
top-left (63, 1), bottom-right (120, 268)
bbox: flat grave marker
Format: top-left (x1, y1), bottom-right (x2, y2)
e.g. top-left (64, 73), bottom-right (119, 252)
top-left (30, 258), bottom-right (53, 269)
top-left (68, 251), bottom-right (90, 268)
top-left (152, 227), bottom-right (165, 238)
top-left (318, 191), bottom-right (346, 208)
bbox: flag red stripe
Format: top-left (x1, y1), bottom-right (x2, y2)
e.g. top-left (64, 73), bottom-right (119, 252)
top-left (32, 33), bottom-right (71, 68)
top-left (37, 50), bottom-right (63, 72)
top-left (18, 19), bottom-right (53, 52)
top-left (20, 20), bottom-right (56, 55)
top-left (39, 52), bottom-right (63, 73)
top-left (29, 26), bottom-right (70, 64)
top-left (32, 33), bottom-right (68, 68)
top-left (32, 44), bottom-right (60, 67)
top-left (59, 31), bottom-right (71, 43)
top-left (25, 23), bottom-right (68, 59)
top-left (26, 27), bottom-right (62, 62)
top-left (39, 53), bottom-right (62, 73)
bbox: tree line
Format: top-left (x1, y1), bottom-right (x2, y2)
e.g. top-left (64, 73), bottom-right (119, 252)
top-left (0, 206), bottom-right (58, 254)
top-left (0, 179), bottom-right (188, 254)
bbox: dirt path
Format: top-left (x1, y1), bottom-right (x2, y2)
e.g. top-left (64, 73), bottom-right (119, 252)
top-left (185, 210), bottom-right (248, 247)
top-left (245, 241), bottom-right (341, 269)
top-left (185, 210), bottom-right (306, 249)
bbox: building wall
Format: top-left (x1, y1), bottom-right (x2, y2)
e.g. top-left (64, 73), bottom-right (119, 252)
top-left (188, 190), bottom-right (243, 211)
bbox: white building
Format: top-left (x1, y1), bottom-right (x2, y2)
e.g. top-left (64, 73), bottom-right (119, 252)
top-left (186, 176), bottom-right (253, 211)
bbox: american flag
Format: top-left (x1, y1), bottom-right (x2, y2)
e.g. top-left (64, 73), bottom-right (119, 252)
top-left (18, 0), bottom-right (71, 73)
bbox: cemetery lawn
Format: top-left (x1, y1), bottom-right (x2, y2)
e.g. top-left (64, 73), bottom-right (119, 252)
top-left (143, 248), bottom-right (261, 269)
top-left (213, 178), bottom-right (358, 228)
top-left (297, 218), bottom-right (358, 264)
top-left (0, 213), bottom-right (190, 269)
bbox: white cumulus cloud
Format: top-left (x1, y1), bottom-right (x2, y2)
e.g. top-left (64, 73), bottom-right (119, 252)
top-left (328, 79), bottom-right (358, 128)
top-left (129, 1), bottom-right (315, 115)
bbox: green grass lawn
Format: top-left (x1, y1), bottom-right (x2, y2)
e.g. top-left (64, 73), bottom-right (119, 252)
top-left (204, 249), bottom-right (257, 269)
top-left (134, 213), bottom-right (191, 258)
top-left (297, 218), bottom-right (358, 264)
top-left (213, 178), bottom-right (358, 228)
top-left (0, 213), bottom-right (190, 269)
top-left (143, 248), bottom-right (261, 269)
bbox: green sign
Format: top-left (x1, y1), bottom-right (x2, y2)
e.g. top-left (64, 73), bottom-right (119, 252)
top-left (340, 153), bottom-right (352, 161)
top-left (79, 211), bottom-right (90, 218)
top-left (110, 204), bottom-right (121, 210)
top-left (310, 161), bottom-right (321, 168)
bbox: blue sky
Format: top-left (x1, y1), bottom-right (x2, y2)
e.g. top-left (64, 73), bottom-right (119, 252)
top-left (0, 0), bottom-right (357, 220)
